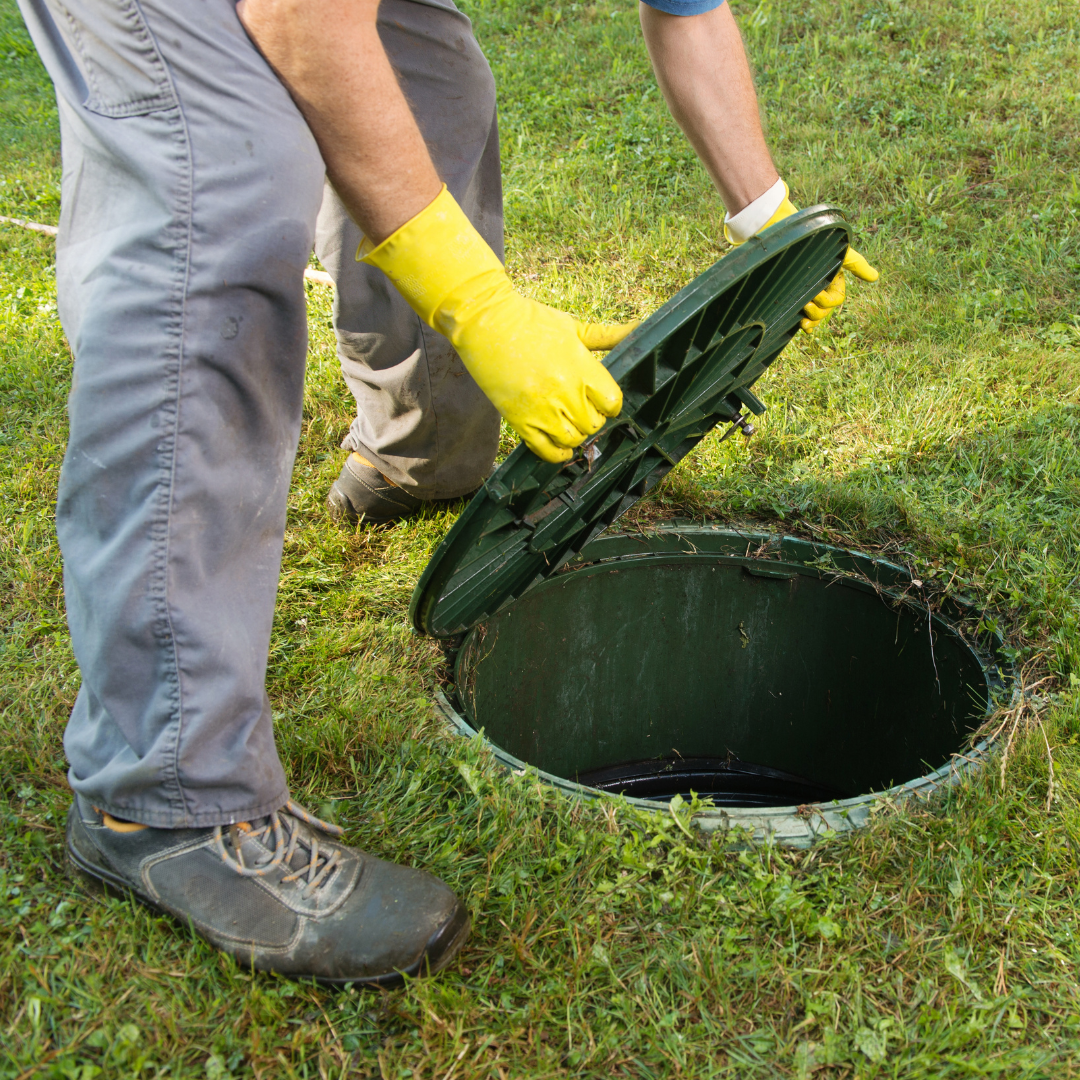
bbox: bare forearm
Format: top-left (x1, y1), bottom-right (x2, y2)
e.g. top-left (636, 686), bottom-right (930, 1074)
top-left (238, 0), bottom-right (440, 244)
top-left (638, 2), bottom-right (776, 215)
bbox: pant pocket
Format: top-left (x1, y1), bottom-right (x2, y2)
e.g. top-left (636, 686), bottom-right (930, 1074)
top-left (42, 0), bottom-right (176, 116)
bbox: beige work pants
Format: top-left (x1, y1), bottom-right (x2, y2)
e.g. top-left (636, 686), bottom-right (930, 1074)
top-left (314, 0), bottom-right (503, 500)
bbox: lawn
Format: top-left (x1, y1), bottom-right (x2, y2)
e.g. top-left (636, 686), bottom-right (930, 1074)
top-left (2, 0), bottom-right (1080, 1075)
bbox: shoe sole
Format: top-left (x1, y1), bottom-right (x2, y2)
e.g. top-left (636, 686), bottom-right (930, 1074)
top-left (66, 816), bottom-right (470, 989)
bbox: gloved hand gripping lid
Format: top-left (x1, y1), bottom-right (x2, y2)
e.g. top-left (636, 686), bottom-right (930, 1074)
top-left (360, 186), bottom-right (638, 464)
top-left (725, 179), bottom-right (879, 331)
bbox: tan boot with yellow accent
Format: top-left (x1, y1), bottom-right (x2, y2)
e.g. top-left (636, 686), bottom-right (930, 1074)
top-left (327, 452), bottom-right (424, 525)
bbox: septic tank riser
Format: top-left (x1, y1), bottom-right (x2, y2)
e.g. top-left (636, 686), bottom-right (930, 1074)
top-left (434, 688), bottom-right (993, 849)
top-left (435, 528), bottom-right (1013, 849)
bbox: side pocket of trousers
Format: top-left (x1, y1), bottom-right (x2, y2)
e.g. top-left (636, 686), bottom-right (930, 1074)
top-left (39, 0), bottom-right (177, 115)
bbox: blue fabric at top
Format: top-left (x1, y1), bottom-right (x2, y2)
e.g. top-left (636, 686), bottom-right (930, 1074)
top-left (640, 0), bottom-right (725, 15)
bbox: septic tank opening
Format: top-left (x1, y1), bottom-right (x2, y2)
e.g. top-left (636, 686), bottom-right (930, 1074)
top-left (441, 529), bottom-right (1009, 841)
top-left (411, 216), bottom-right (1013, 844)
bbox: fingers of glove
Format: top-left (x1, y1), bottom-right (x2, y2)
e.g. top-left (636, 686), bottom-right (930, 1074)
top-left (812, 270), bottom-right (846, 312)
top-left (800, 314), bottom-right (823, 333)
top-left (578, 391), bottom-right (612, 435)
top-left (520, 403), bottom-right (590, 455)
top-left (547, 360), bottom-right (615, 439)
top-left (577, 319), bottom-right (639, 351)
top-left (802, 299), bottom-right (833, 322)
top-left (453, 295), bottom-right (621, 458)
top-left (511, 373), bottom-right (611, 459)
top-left (581, 361), bottom-right (623, 420)
top-left (842, 245), bottom-right (879, 282)
top-left (518, 425), bottom-right (575, 464)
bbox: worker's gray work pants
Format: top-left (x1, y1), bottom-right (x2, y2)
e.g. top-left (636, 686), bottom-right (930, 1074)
top-left (19, 0), bottom-right (501, 827)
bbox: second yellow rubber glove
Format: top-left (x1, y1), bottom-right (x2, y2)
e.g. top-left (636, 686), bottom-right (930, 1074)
top-left (726, 182), bottom-right (879, 332)
top-left (360, 186), bottom-right (634, 463)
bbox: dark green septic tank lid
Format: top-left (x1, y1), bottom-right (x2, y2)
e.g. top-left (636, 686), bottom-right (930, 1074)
top-left (410, 206), bottom-right (853, 638)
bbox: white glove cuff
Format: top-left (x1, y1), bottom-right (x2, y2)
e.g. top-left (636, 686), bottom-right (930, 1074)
top-left (723, 177), bottom-right (787, 244)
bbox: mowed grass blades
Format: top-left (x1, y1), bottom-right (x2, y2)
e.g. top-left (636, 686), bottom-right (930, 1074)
top-left (2, 0), bottom-right (1080, 1074)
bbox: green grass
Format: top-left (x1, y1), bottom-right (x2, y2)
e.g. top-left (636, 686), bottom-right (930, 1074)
top-left (2, 0), bottom-right (1080, 1074)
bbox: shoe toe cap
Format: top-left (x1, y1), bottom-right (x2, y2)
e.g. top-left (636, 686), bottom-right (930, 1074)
top-left (299, 855), bottom-right (468, 984)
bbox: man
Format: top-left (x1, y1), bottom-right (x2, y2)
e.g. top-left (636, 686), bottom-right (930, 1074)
top-left (19, 0), bottom-right (875, 985)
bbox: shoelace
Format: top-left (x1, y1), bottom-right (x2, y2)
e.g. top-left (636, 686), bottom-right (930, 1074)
top-left (211, 799), bottom-right (346, 896)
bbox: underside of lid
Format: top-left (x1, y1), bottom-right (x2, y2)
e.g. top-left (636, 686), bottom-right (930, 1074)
top-left (410, 206), bottom-right (852, 637)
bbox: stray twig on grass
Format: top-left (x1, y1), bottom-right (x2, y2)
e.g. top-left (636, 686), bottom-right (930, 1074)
top-left (927, 603), bottom-right (940, 691)
top-left (978, 663), bottom-right (1055, 805)
top-left (440, 1043), bottom-right (470, 1080)
top-left (13, 1049), bottom-right (62, 1080)
top-left (0, 213), bottom-right (56, 236)
top-left (1041, 722), bottom-right (1055, 812)
top-left (0, 213), bottom-right (334, 285)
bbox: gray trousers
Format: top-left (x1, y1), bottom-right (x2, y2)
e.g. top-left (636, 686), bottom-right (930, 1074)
top-left (19, 0), bottom-right (501, 827)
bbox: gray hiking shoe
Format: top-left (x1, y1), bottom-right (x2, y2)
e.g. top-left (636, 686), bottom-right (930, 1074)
top-left (66, 796), bottom-right (469, 986)
top-left (327, 452), bottom-right (423, 525)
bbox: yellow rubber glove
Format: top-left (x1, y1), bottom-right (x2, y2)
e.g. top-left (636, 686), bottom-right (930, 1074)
top-left (726, 183), bottom-right (879, 332)
top-left (360, 186), bottom-right (634, 463)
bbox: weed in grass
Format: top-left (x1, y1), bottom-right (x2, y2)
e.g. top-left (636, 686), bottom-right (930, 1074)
top-left (2, 0), bottom-right (1080, 1074)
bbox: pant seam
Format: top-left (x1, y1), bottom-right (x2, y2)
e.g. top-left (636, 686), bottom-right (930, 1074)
top-left (137, 0), bottom-right (195, 826)
top-left (417, 316), bottom-right (441, 482)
